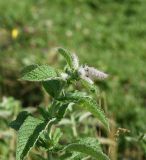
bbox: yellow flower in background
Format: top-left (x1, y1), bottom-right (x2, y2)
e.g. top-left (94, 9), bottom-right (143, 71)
top-left (11, 28), bottom-right (19, 39)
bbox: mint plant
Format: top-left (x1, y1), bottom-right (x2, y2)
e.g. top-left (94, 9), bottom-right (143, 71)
top-left (10, 48), bottom-right (110, 160)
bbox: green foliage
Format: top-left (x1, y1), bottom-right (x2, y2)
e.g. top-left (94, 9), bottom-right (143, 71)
top-left (65, 152), bottom-right (85, 160)
top-left (9, 111), bottom-right (30, 131)
top-left (79, 97), bottom-right (109, 131)
top-left (81, 79), bottom-right (98, 94)
top-left (20, 65), bottom-right (57, 81)
top-left (10, 48), bottom-right (110, 160)
top-left (58, 48), bottom-right (74, 69)
top-left (42, 79), bottom-right (65, 98)
top-left (13, 115), bottom-right (56, 160)
top-left (0, 97), bottom-right (22, 160)
top-left (56, 103), bottom-right (71, 120)
top-left (1, 0), bottom-right (146, 159)
top-left (65, 137), bottom-right (110, 160)
top-left (59, 92), bottom-right (109, 130)
top-left (58, 91), bottom-right (89, 101)
top-left (51, 128), bottom-right (63, 148)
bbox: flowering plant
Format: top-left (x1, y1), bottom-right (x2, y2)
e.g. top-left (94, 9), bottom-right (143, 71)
top-left (10, 48), bottom-right (110, 160)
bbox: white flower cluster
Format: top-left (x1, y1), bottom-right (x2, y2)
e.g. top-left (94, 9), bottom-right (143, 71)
top-left (61, 52), bottom-right (108, 84)
top-left (78, 65), bottom-right (108, 84)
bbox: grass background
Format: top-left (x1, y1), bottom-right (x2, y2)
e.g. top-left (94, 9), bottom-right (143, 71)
top-left (0, 0), bottom-right (146, 159)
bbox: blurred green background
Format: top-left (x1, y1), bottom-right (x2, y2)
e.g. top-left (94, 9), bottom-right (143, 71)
top-left (0, 0), bottom-right (146, 159)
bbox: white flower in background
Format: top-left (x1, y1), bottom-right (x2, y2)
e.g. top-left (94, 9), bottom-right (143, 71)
top-left (71, 53), bottom-right (79, 70)
top-left (75, 22), bottom-right (82, 30)
top-left (66, 30), bottom-right (73, 37)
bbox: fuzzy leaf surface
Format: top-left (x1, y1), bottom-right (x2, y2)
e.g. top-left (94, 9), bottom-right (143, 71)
top-left (57, 103), bottom-right (70, 120)
top-left (42, 78), bottom-right (65, 97)
top-left (65, 137), bottom-right (110, 160)
top-left (58, 92), bottom-right (109, 130)
top-left (65, 152), bottom-right (85, 160)
top-left (16, 116), bottom-right (55, 160)
top-left (9, 111), bottom-right (30, 131)
top-left (79, 97), bottom-right (109, 130)
top-left (58, 48), bottom-right (73, 69)
top-left (20, 64), bottom-right (57, 81)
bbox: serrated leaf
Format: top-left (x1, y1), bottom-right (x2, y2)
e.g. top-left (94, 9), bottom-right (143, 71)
top-left (58, 48), bottom-right (73, 69)
top-left (16, 116), bottom-right (56, 160)
top-left (9, 111), bottom-right (30, 131)
top-left (42, 78), bottom-right (65, 97)
top-left (58, 92), bottom-right (109, 130)
top-left (20, 64), bottom-right (38, 75)
top-left (65, 137), bottom-right (110, 160)
top-left (20, 65), bottom-right (57, 81)
top-left (79, 97), bottom-right (109, 131)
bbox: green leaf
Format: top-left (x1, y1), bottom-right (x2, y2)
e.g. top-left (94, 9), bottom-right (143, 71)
top-left (81, 79), bottom-right (98, 94)
top-left (20, 64), bottom-right (57, 81)
top-left (79, 97), bottom-right (109, 131)
top-left (16, 116), bottom-right (56, 160)
top-left (30, 153), bottom-right (47, 160)
top-left (38, 107), bottom-right (50, 120)
top-left (64, 137), bottom-right (110, 160)
top-left (58, 91), bottom-right (109, 130)
top-left (58, 91), bottom-right (89, 102)
top-left (58, 48), bottom-right (73, 69)
top-left (65, 152), bottom-right (85, 160)
top-left (9, 111), bottom-right (30, 131)
top-left (42, 78), bottom-right (65, 98)
top-left (59, 92), bottom-right (109, 130)
top-left (57, 103), bottom-right (70, 120)
top-left (52, 128), bottom-right (63, 146)
top-left (20, 64), bottom-right (38, 75)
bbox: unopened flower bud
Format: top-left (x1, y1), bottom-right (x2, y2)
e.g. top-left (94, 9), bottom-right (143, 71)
top-left (60, 73), bottom-right (69, 80)
top-left (71, 53), bottom-right (79, 70)
top-left (84, 66), bottom-right (108, 80)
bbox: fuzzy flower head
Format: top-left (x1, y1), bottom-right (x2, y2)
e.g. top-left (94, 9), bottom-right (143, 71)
top-left (58, 48), bottom-right (108, 84)
top-left (84, 66), bottom-right (108, 80)
top-left (78, 65), bottom-right (108, 84)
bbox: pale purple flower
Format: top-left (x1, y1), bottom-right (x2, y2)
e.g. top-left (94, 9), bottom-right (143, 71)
top-left (78, 66), bottom-right (86, 77)
top-left (84, 66), bottom-right (108, 80)
top-left (78, 66), bottom-right (93, 84)
top-left (77, 65), bottom-right (108, 84)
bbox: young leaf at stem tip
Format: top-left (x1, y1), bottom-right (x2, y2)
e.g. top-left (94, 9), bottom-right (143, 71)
top-left (58, 48), bottom-right (74, 69)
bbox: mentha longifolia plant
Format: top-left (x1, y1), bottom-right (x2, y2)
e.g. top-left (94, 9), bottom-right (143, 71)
top-left (10, 48), bottom-right (110, 160)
